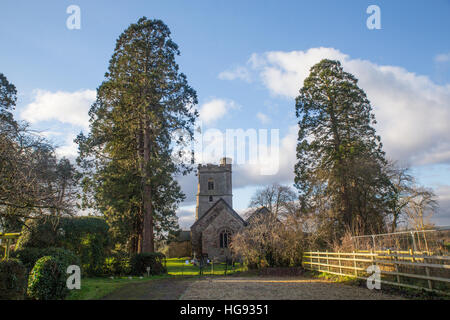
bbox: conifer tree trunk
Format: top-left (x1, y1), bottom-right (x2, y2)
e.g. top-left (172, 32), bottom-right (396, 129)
top-left (142, 116), bottom-right (154, 253)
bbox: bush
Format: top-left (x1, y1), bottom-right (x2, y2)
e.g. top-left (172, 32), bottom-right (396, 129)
top-left (130, 252), bottom-right (166, 276)
top-left (15, 218), bottom-right (58, 249)
top-left (11, 247), bottom-right (80, 274)
top-left (0, 259), bottom-right (27, 300)
top-left (17, 216), bottom-right (110, 276)
top-left (103, 252), bottom-right (132, 276)
top-left (232, 214), bottom-right (306, 269)
top-left (27, 256), bottom-right (68, 300)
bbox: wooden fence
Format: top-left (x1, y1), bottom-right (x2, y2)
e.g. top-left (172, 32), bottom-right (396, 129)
top-left (303, 250), bottom-right (450, 295)
top-left (0, 233), bottom-right (21, 259)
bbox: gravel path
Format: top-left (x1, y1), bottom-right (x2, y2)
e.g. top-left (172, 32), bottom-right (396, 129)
top-left (180, 276), bottom-right (405, 300)
top-left (101, 275), bottom-right (405, 300)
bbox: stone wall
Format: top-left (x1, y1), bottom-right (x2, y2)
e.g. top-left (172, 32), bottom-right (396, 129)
top-left (191, 200), bottom-right (245, 261)
top-left (167, 241), bottom-right (192, 258)
top-left (195, 162), bottom-right (232, 220)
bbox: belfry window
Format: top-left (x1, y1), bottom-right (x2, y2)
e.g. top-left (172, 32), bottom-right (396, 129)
top-left (219, 229), bottom-right (232, 248)
top-left (208, 179), bottom-right (214, 191)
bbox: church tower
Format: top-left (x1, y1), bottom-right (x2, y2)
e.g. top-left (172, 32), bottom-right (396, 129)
top-left (195, 157), bottom-right (233, 220)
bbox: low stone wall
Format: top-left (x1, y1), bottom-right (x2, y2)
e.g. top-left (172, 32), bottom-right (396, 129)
top-left (168, 241), bottom-right (192, 258)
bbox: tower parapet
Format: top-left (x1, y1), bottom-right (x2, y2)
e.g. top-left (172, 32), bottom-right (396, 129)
top-left (195, 158), bottom-right (233, 220)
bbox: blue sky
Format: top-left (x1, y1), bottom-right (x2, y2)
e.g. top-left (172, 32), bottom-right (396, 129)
top-left (1, 0), bottom-right (449, 228)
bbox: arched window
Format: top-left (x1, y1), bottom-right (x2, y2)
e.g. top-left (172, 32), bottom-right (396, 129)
top-left (209, 196), bottom-right (214, 202)
top-left (208, 179), bottom-right (214, 191)
top-left (219, 229), bottom-right (232, 248)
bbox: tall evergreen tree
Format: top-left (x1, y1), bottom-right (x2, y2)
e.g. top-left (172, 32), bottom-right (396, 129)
top-left (294, 60), bottom-right (389, 237)
top-left (77, 18), bottom-right (198, 253)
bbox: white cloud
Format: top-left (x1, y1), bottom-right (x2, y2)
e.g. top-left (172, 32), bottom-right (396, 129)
top-left (218, 66), bottom-right (251, 82)
top-left (232, 125), bottom-right (297, 189)
top-left (177, 125), bottom-right (298, 210)
top-left (435, 53), bottom-right (450, 63)
top-left (256, 112), bottom-right (270, 124)
top-left (21, 89), bottom-right (96, 129)
top-left (55, 133), bottom-right (79, 161)
top-left (176, 205), bottom-right (196, 229)
top-left (198, 98), bottom-right (238, 125)
top-left (237, 47), bottom-right (450, 166)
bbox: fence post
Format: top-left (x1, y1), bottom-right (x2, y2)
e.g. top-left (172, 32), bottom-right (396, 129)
top-left (312, 252), bottom-right (317, 272)
top-left (338, 251), bottom-right (342, 275)
top-left (370, 249), bottom-right (375, 268)
top-left (411, 232), bottom-right (418, 253)
top-left (409, 249), bottom-right (415, 264)
top-left (318, 252), bottom-right (322, 273)
top-left (353, 251), bottom-right (358, 277)
top-left (424, 253), bottom-right (433, 290)
top-left (326, 250), bottom-right (330, 273)
top-left (389, 249), bottom-right (400, 284)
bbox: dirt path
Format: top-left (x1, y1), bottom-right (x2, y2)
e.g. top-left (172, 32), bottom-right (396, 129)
top-left (102, 276), bottom-right (405, 300)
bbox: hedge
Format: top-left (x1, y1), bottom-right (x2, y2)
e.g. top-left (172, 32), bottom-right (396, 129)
top-left (130, 252), bottom-right (166, 276)
top-left (17, 216), bottom-right (110, 275)
top-left (27, 256), bottom-right (69, 300)
top-left (103, 252), bottom-right (132, 276)
top-left (11, 247), bottom-right (80, 274)
top-left (0, 259), bottom-right (27, 300)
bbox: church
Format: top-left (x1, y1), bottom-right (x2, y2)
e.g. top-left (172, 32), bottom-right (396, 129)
top-left (190, 157), bottom-right (247, 261)
top-left (167, 157), bottom-right (269, 260)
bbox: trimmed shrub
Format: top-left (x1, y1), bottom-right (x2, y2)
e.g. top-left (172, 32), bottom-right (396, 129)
top-left (17, 216), bottom-right (110, 276)
top-left (11, 247), bottom-right (80, 274)
top-left (130, 252), bottom-right (166, 276)
top-left (0, 259), bottom-right (27, 300)
top-left (15, 218), bottom-right (58, 249)
top-left (103, 252), bottom-right (132, 276)
top-left (27, 256), bottom-right (68, 300)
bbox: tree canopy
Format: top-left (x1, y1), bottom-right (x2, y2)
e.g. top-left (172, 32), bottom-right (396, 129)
top-left (76, 18), bottom-right (198, 253)
top-left (295, 59), bottom-right (389, 238)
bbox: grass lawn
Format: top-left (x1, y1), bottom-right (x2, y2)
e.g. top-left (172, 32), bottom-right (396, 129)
top-left (66, 275), bottom-right (171, 300)
top-left (67, 258), bottom-right (245, 300)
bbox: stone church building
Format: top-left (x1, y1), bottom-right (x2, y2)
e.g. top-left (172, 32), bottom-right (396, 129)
top-left (190, 157), bottom-right (247, 261)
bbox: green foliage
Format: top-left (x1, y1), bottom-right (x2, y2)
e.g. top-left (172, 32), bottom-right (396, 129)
top-left (0, 72), bottom-right (17, 128)
top-left (27, 256), bottom-right (68, 300)
top-left (103, 252), bottom-right (132, 276)
top-left (0, 258), bottom-right (27, 300)
top-left (76, 17), bottom-right (198, 253)
top-left (16, 219), bottom-right (57, 249)
top-left (16, 216), bottom-right (110, 276)
top-left (11, 247), bottom-right (80, 274)
top-left (295, 59), bottom-right (389, 239)
top-left (130, 252), bottom-right (166, 276)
